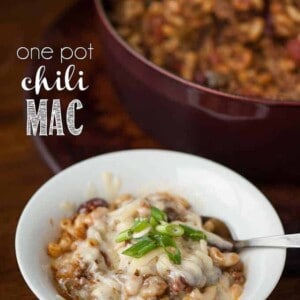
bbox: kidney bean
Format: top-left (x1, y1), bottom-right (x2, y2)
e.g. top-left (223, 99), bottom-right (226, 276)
top-left (165, 207), bottom-right (180, 222)
top-left (77, 198), bottom-right (108, 214)
top-left (145, 15), bottom-right (164, 43)
top-left (287, 38), bottom-right (300, 64)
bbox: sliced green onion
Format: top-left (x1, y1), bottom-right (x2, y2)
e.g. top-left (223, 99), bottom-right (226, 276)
top-left (150, 216), bottom-right (158, 227)
top-left (155, 235), bottom-right (181, 264)
top-left (116, 206), bottom-right (206, 265)
top-left (151, 206), bottom-right (167, 223)
top-left (180, 224), bottom-right (207, 241)
top-left (115, 229), bottom-right (133, 242)
top-left (156, 223), bottom-right (184, 237)
top-left (122, 236), bottom-right (159, 258)
top-left (132, 226), bottom-right (151, 239)
top-left (132, 218), bottom-right (151, 233)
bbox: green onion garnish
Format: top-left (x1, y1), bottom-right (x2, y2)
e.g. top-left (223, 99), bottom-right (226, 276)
top-left (116, 206), bottom-right (206, 265)
top-left (156, 223), bottom-right (184, 237)
top-left (115, 229), bottom-right (133, 242)
top-left (132, 218), bottom-right (150, 233)
top-left (151, 206), bottom-right (167, 223)
top-left (122, 236), bottom-right (159, 258)
top-left (180, 224), bottom-right (207, 241)
top-left (155, 234), bottom-right (181, 264)
top-left (150, 216), bottom-right (158, 227)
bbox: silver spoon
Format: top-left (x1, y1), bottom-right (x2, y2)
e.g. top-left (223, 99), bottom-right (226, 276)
top-left (202, 217), bottom-right (300, 251)
top-left (230, 233), bottom-right (300, 251)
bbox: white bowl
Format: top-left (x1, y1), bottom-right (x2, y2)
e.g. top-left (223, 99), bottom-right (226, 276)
top-left (16, 150), bottom-right (285, 300)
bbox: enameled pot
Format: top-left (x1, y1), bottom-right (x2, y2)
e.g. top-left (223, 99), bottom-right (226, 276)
top-left (94, 0), bottom-right (300, 182)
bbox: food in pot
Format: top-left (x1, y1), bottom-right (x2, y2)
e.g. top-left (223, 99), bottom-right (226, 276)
top-left (109, 0), bottom-right (300, 101)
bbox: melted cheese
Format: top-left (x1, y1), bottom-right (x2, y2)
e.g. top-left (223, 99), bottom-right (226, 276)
top-left (51, 193), bottom-right (243, 300)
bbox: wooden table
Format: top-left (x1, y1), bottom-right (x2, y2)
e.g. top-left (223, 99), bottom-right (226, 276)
top-left (0, 1), bottom-right (74, 298)
top-left (0, 0), bottom-right (299, 299)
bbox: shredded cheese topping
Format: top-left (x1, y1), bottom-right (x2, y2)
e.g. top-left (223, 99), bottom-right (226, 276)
top-left (48, 192), bottom-right (245, 300)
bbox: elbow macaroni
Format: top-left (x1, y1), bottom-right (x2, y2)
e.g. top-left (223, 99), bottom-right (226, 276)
top-left (48, 192), bottom-right (245, 300)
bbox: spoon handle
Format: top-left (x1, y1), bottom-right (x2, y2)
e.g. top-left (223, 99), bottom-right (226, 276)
top-left (236, 233), bottom-right (300, 249)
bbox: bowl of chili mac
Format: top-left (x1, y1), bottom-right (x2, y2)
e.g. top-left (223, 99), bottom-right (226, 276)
top-left (16, 150), bottom-right (285, 300)
top-left (94, 0), bottom-right (300, 181)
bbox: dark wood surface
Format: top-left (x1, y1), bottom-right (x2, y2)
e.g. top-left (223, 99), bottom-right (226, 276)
top-left (1, 0), bottom-right (300, 299)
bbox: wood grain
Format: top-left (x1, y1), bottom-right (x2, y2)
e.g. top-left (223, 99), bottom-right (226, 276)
top-left (0, 1), bottom-right (74, 299)
top-left (0, 0), bottom-right (299, 299)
